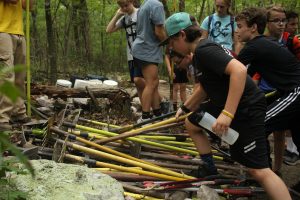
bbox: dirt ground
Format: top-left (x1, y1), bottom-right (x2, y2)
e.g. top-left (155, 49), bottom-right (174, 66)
top-left (133, 81), bottom-right (300, 189)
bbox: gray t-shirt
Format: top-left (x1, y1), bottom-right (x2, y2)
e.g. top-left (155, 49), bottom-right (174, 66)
top-left (132, 0), bottom-right (165, 63)
top-left (116, 9), bottom-right (138, 61)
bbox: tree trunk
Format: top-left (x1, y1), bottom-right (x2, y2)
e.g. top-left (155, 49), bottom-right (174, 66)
top-left (179, 0), bottom-right (185, 12)
top-left (161, 0), bottom-right (170, 17)
top-left (71, 2), bottom-right (81, 60)
top-left (100, 0), bottom-right (106, 56)
top-left (198, 0), bottom-right (206, 23)
top-left (62, 3), bottom-right (72, 75)
top-left (45, 0), bottom-right (58, 85)
top-left (31, 84), bottom-right (130, 100)
top-left (78, 0), bottom-right (92, 65)
top-left (231, 0), bottom-right (235, 14)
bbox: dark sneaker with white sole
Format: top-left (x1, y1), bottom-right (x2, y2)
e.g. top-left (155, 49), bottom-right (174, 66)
top-left (284, 152), bottom-right (300, 166)
top-left (190, 164), bottom-right (218, 178)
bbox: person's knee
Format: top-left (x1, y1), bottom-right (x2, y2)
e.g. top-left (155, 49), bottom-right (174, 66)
top-left (180, 86), bottom-right (186, 93)
top-left (185, 118), bottom-right (202, 133)
top-left (146, 78), bottom-right (159, 89)
top-left (134, 77), bottom-right (145, 89)
top-left (248, 168), bottom-right (270, 181)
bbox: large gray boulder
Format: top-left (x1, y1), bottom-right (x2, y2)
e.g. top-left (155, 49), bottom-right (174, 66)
top-left (12, 159), bottom-right (124, 200)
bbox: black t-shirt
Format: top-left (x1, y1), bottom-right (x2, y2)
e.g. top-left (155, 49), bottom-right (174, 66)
top-left (238, 35), bottom-right (300, 93)
top-left (193, 39), bottom-right (264, 110)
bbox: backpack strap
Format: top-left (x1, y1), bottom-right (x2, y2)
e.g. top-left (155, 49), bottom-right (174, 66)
top-left (122, 16), bottom-right (137, 51)
top-left (208, 14), bottom-right (235, 38)
top-left (207, 15), bottom-right (213, 36)
top-left (286, 35), bottom-right (294, 53)
top-left (230, 15), bottom-right (234, 38)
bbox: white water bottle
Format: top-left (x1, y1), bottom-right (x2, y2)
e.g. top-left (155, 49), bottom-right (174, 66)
top-left (196, 111), bottom-right (239, 145)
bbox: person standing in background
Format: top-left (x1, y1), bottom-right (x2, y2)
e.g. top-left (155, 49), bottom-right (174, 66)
top-left (285, 11), bottom-right (299, 35)
top-left (200, 0), bottom-right (242, 54)
top-left (132, 0), bottom-right (166, 122)
top-left (106, 0), bottom-right (145, 102)
top-left (283, 10), bottom-right (300, 166)
top-left (0, 0), bottom-right (33, 131)
top-left (165, 48), bottom-right (188, 111)
top-left (263, 6), bottom-right (300, 171)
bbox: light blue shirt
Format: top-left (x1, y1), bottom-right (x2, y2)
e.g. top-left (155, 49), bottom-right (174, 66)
top-left (201, 13), bottom-right (236, 50)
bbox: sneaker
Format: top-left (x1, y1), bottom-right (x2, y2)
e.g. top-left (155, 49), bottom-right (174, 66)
top-left (160, 101), bottom-right (171, 114)
top-left (283, 149), bottom-right (294, 159)
top-left (136, 117), bottom-right (151, 124)
top-left (10, 116), bottom-right (31, 124)
top-left (190, 164), bottom-right (218, 178)
top-left (284, 152), bottom-right (300, 166)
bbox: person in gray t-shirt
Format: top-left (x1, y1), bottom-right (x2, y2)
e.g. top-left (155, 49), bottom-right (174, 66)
top-left (132, 0), bottom-right (166, 121)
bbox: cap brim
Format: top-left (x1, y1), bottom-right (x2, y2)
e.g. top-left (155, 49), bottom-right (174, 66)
top-left (159, 37), bottom-right (170, 46)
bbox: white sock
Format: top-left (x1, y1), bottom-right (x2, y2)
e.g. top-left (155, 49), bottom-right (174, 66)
top-left (286, 137), bottom-right (299, 155)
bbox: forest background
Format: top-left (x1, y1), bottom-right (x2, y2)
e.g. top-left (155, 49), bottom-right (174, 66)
top-left (30, 0), bottom-right (300, 84)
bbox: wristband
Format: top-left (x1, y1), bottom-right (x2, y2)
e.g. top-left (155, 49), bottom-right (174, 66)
top-left (181, 105), bottom-right (191, 113)
top-left (222, 109), bottom-right (234, 119)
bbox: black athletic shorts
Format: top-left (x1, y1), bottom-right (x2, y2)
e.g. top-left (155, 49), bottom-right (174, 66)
top-left (133, 57), bottom-right (158, 78)
top-left (265, 86), bottom-right (300, 151)
top-left (128, 60), bottom-right (134, 83)
top-left (173, 67), bottom-right (188, 83)
top-left (188, 100), bottom-right (270, 169)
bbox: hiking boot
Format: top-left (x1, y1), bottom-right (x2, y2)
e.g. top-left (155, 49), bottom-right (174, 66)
top-left (10, 116), bottom-right (31, 124)
top-left (0, 123), bottom-right (12, 132)
top-left (160, 101), bottom-right (171, 114)
top-left (136, 117), bottom-right (151, 124)
top-left (291, 180), bottom-right (300, 192)
top-left (190, 164), bottom-right (218, 178)
top-left (284, 152), bottom-right (300, 166)
top-left (283, 149), bottom-right (294, 159)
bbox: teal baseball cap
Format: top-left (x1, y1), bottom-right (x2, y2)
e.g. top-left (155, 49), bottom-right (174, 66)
top-left (159, 12), bottom-right (193, 46)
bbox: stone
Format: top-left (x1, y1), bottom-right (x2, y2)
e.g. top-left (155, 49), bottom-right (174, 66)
top-left (196, 185), bottom-right (220, 200)
top-left (11, 159), bottom-right (124, 200)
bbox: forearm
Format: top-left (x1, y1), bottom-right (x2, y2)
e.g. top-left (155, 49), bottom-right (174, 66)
top-left (200, 30), bottom-right (208, 39)
top-left (183, 83), bottom-right (207, 111)
top-left (165, 55), bottom-right (172, 75)
top-left (154, 25), bottom-right (166, 42)
top-left (224, 60), bottom-right (247, 116)
top-left (233, 35), bottom-right (243, 54)
top-left (106, 13), bottom-right (122, 33)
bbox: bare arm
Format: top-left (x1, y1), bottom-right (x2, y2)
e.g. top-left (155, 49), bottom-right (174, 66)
top-left (201, 29), bottom-right (209, 39)
top-left (233, 33), bottom-right (243, 54)
top-left (22, 0), bottom-right (34, 11)
top-left (154, 24), bottom-right (166, 42)
top-left (223, 59), bottom-right (247, 116)
top-left (106, 9), bottom-right (124, 33)
top-left (212, 59), bottom-right (247, 134)
top-left (165, 54), bottom-right (172, 77)
top-left (183, 82), bottom-right (207, 112)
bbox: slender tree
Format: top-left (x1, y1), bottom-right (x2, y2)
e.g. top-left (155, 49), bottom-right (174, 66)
top-left (179, 0), bottom-right (185, 12)
top-left (45, 0), bottom-right (58, 84)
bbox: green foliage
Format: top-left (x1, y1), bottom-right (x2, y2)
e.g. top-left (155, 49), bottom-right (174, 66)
top-left (0, 157), bottom-right (29, 200)
top-left (29, 0), bottom-right (300, 80)
top-left (0, 178), bottom-right (27, 200)
top-left (0, 67), bottom-right (34, 199)
top-left (0, 134), bottom-right (32, 200)
top-left (0, 81), bottom-right (21, 103)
